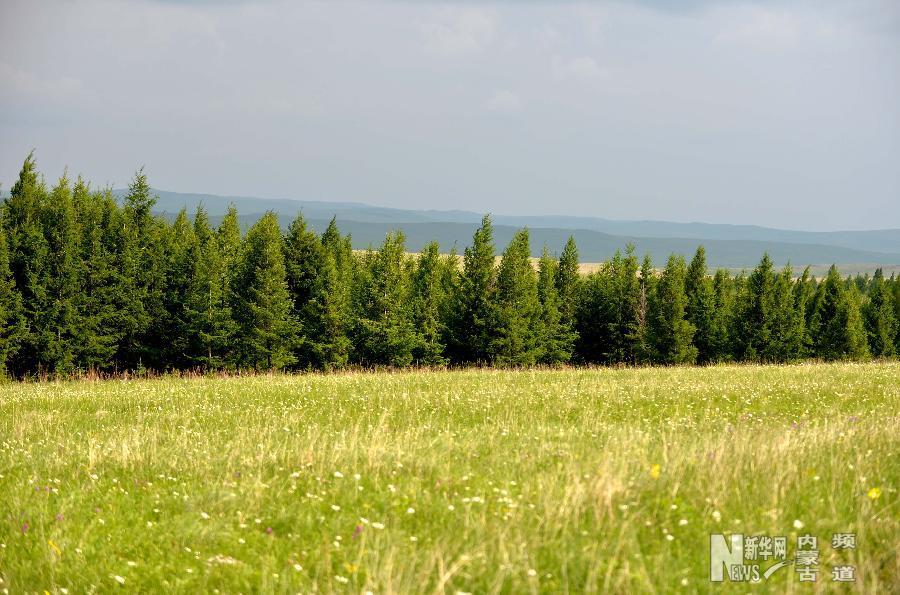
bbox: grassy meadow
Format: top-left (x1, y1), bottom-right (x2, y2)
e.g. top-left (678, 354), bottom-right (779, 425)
top-left (0, 363), bottom-right (898, 593)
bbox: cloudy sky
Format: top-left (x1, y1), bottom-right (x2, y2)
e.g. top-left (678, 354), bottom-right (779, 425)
top-left (1, 0), bottom-right (898, 230)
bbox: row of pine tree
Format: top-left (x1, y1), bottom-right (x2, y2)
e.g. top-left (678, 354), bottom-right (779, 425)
top-left (1, 155), bottom-right (898, 377)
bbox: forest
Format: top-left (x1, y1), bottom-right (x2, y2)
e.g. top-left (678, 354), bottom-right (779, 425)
top-left (0, 154), bottom-right (898, 377)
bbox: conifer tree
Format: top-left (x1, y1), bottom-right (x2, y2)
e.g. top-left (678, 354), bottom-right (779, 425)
top-left (230, 212), bottom-right (299, 369)
top-left (411, 241), bottom-right (449, 366)
top-left (283, 213), bottom-right (329, 368)
top-left (162, 209), bottom-right (197, 368)
top-left (491, 228), bottom-right (541, 365)
top-left (71, 180), bottom-right (119, 370)
top-left (862, 268), bottom-right (897, 357)
top-left (184, 205), bottom-right (235, 369)
top-left (218, 204), bottom-right (242, 280)
top-left (317, 218), bottom-right (354, 369)
top-left (0, 218), bottom-right (24, 376)
top-left (2, 153), bottom-right (50, 375)
top-left (709, 269), bottom-right (733, 362)
top-left (635, 253), bottom-right (655, 363)
top-left (354, 231), bottom-right (419, 367)
top-left (768, 264), bottom-right (803, 362)
top-left (792, 267), bottom-right (817, 358)
top-left (39, 174), bottom-right (81, 373)
top-left (449, 215), bottom-right (497, 364)
top-left (685, 246), bottom-right (716, 363)
top-left (555, 236), bottom-right (580, 330)
top-left (648, 253), bottom-right (696, 364)
top-left (736, 253), bottom-right (776, 361)
top-left (537, 246), bottom-right (574, 364)
top-left (811, 265), bottom-right (870, 360)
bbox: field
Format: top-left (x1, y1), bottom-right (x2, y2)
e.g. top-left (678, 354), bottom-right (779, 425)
top-left (0, 363), bottom-right (898, 593)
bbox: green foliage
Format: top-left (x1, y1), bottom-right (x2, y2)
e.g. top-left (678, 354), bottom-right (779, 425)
top-left (685, 246), bottom-right (717, 363)
top-left (411, 241), bottom-right (449, 366)
top-left (490, 229), bottom-right (541, 365)
top-left (810, 265), bottom-right (870, 361)
top-left (862, 268), bottom-right (897, 357)
top-left (537, 247), bottom-right (575, 365)
top-left (575, 246), bottom-right (641, 364)
top-left (449, 215), bottom-right (497, 364)
top-left (648, 254), bottom-right (697, 364)
top-left (230, 212), bottom-right (299, 370)
top-left (352, 231), bottom-right (419, 367)
top-left (0, 154), bottom-right (896, 375)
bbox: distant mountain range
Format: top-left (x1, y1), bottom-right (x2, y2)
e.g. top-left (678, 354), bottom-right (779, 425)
top-left (4, 187), bottom-right (898, 272)
top-left (134, 189), bottom-right (900, 272)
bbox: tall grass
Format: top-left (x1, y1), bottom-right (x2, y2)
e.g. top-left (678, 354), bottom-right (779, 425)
top-left (0, 362), bottom-right (897, 593)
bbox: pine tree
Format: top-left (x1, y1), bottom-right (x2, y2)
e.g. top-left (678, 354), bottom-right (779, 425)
top-left (230, 212), bottom-right (299, 370)
top-left (160, 209), bottom-right (197, 369)
top-left (575, 246), bottom-right (641, 364)
top-left (768, 264), bottom-right (803, 362)
top-left (811, 265), bottom-right (870, 360)
top-left (736, 253), bottom-right (776, 361)
top-left (555, 236), bottom-right (580, 330)
top-left (3, 153), bottom-right (50, 375)
top-left (283, 213), bottom-right (329, 368)
top-left (218, 204), bottom-right (242, 279)
top-left (317, 218), bottom-right (354, 370)
top-left (490, 228), bottom-right (541, 365)
top-left (0, 217), bottom-right (24, 376)
top-left (709, 269), bottom-right (733, 362)
top-left (685, 246), bottom-right (717, 363)
top-left (862, 268), bottom-right (897, 357)
top-left (73, 186), bottom-right (130, 371)
top-left (183, 205), bottom-right (235, 369)
top-left (411, 241), bottom-right (449, 366)
top-left (648, 253), bottom-right (696, 364)
top-left (793, 267), bottom-right (817, 358)
top-left (354, 231), bottom-right (419, 367)
top-left (449, 215), bottom-right (497, 364)
top-left (635, 253), bottom-right (655, 363)
top-left (537, 246), bottom-right (574, 364)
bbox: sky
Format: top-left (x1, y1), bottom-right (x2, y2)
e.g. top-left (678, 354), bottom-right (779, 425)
top-left (1, 0), bottom-right (898, 231)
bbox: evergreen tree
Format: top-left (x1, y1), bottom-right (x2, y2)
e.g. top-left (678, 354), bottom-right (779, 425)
top-left (862, 268), bottom-right (897, 357)
top-left (685, 246), bottom-right (717, 363)
top-left (449, 215), bottom-right (497, 364)
top-left (283, 213), bottom-right (330, 369)
top-left (810, 265), bottom-right (869, 360)
top-left (490, 229), bottom-right (541, 365)
top-left (317, 218), bottom-right (354, 369)
top-left (230, 212), bottom-right (299, 370)
top-left (0, 218), bottom-right (24, 376)
top-left (576, 246), bottom-right (642, 364)
top-left (353, 231), bottom-right (419, 367)
top-left (768, 264), bottom-right (803, 362)
top-left (635, 253), bottom-right (655, 363)
top-left (709, 269), bottom-right (733, 362)
top-left (793, 267), bottom-right (817, 358)
top-left (411, 241), bottom-right (449, 366)
top-left (537, 246), bottom-right (574, 364)
top-left (183, 205), bottom-right (235, 369)
top-left (162, 209), bottom-right (197, 368)
top-left (71, 181), bottom-right (120, 370)
top-left (735, 253), bottom-right (776, 361)
top-left (648, 254), bottom-right (696, 364)
top-left (3, 153), bottom-right (50, 375)
top-left (555, 236), bottom-right (580, 331)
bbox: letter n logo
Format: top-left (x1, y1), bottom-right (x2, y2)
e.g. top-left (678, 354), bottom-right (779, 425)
top-left (710, 533), bottom-right (744, 582)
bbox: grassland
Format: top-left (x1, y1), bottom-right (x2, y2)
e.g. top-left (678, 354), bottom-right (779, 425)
top-left (0, 363), bottom-right (898, 593)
